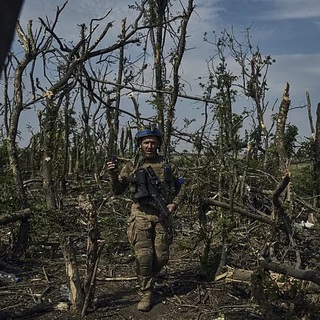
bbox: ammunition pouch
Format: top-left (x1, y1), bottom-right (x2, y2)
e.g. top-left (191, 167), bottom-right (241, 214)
top-left (133, 169), bottom-right (150, 202)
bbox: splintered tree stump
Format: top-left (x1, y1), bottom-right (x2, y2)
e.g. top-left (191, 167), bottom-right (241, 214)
top-left (59, 194), bottom-right (103, 316)
top-left (215, 266), bottom-right (253, 283)
top-left (77, 194), bottom-right (100, 316)
top-left (60, 236), bottom-right (84, 313)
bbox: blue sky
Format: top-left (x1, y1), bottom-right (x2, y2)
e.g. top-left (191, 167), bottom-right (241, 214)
top-left (220, 0), bottom-right (320, 55)
top-left (17, 0), bottom-right (320, 146)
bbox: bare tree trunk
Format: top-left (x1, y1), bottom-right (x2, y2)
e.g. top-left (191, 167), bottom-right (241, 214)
top-left (5, 21), bottom-right (37, 257)
top-left (275, 82), bottom-right (290, 175)
top-left (306, 91), bottom-right (315, 135)
top-left (148, 0), bottom-right (167, 133)
top-left (164, 0), bottom-right (194, 157)
top-left (42, 96), bottom-right (64, 209)
top-left (6, 22), bottom-right (36, 208)
top-left (314, 102), bottom-right (320, 208)
top-left (112, 19), bottom-right (126, 155)
top-left (79, 86), bottom-right (102, 187)
top-left (61, 93), bottom-right (71, 194)
top-left (74, 135), bottom-right (80, 174)
top-left (30, 134), bottom-right (38, 178)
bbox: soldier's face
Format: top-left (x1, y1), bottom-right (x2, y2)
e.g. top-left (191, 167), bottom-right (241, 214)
top-left (140, 136), bottom-right (159, 158)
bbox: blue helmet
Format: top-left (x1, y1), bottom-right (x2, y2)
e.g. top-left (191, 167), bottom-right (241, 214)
top-left (135, 125), bottom-right (163, 146)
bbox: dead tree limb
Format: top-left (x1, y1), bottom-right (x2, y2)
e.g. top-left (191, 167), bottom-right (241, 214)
top-left (217, 266), bottom-right (320, 292)
top-left (272, 171), bottom-right (290, 209)
top-left (306, 90), bottom-right (315, 135)
top-left (260, 259), bottom-right (320, 286)
top-left (0, 208), bottom-right (31, 225)
top-left (82, 242), bottom-right (105, 317)
top-left (275, 82), bottom-right (290, 174)
top-left (272, 171), bottom-right (301, 268)
top-left (203, 198), bottom-right (274, 226)
top-left (271, 171), bottom-right (292, 231)
top-left (314, 102), bottom-right (320, 207)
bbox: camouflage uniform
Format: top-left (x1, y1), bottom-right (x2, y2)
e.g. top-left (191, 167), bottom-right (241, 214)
top-left (111, 154), bottom-right (185, 299)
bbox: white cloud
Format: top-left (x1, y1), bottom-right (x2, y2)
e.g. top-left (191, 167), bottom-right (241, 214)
top-left (16, 0), bottom-right (320, 142)
top-left (259, 0), bottom-right (320, 20)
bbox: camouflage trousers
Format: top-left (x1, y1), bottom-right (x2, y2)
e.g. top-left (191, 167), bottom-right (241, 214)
top-left (127, 211), bottom-right (171, 292)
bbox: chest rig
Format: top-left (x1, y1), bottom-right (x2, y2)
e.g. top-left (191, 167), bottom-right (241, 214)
top-left (135, 157), bottom-right (176, 204)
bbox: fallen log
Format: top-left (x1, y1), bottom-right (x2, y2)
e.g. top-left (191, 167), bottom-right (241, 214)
top-left (0, 209), bottom-right (31, 225)
top-left (215, 266), bottom-right (253, 284)
top-left (203, 198), bottom-right (274, 226)
top-left (260, 259), bottom-right (320, 287)
top-left (0, 301), bottom-right (69, 319)
top-left (216, 266), bottom-right (320, 292)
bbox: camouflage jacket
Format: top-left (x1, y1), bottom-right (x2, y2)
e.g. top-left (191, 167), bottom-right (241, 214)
top-left (110, 155), bottom-right (186, 215)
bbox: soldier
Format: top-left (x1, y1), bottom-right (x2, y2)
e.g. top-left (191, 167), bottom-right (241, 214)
top-left (106, 125), bottom-right (185, 312)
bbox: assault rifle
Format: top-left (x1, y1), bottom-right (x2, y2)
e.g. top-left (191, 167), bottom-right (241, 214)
top-left (133, 166), bottom-right (173, 240)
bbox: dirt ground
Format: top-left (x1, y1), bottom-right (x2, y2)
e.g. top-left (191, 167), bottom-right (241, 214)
top-left (2, 216), bottom-right (320, 320)
top-left (0, 233), bottom-right (262, 320)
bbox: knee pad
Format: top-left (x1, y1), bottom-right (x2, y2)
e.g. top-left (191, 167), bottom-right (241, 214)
top-left (136, 247), bottom-right (153, 276)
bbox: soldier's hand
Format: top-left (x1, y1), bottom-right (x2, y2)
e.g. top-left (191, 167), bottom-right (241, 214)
top-left (106, 161), bottom-right (118, 174)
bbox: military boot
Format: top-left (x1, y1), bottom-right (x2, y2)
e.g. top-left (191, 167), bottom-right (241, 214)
top-left (137, 290), bottom-right (153, 312)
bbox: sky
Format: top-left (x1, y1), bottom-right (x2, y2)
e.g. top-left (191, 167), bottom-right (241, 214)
top-left (15, 0), bottom-right (320, 147)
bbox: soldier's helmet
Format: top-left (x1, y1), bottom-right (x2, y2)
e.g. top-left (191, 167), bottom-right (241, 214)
top-left (135, 124), bottom-right (163, 147)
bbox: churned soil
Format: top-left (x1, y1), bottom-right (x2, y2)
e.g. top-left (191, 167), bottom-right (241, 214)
top-left (0, 235), bottom-right (258, 320)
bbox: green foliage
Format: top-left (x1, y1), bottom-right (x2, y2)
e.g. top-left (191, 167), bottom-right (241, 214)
top-left (0, 143), bottom-right (9, 173)
top-left (99, 211), bottom-right (130, 262)
top-left (291, 163), bottom-right (316, 198)
top-left (27, 206), bottom-right (79, 258)
top-left (251, 268), bottom-right (280, 316)
top-left (284, 124), bottom-right (298, 158)
top-left (296, 138), bottom-right (314, 161)
top-left (0, 174), bottom-right (21, 212)
top-left (198, 203), bottom-right (237, 279)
